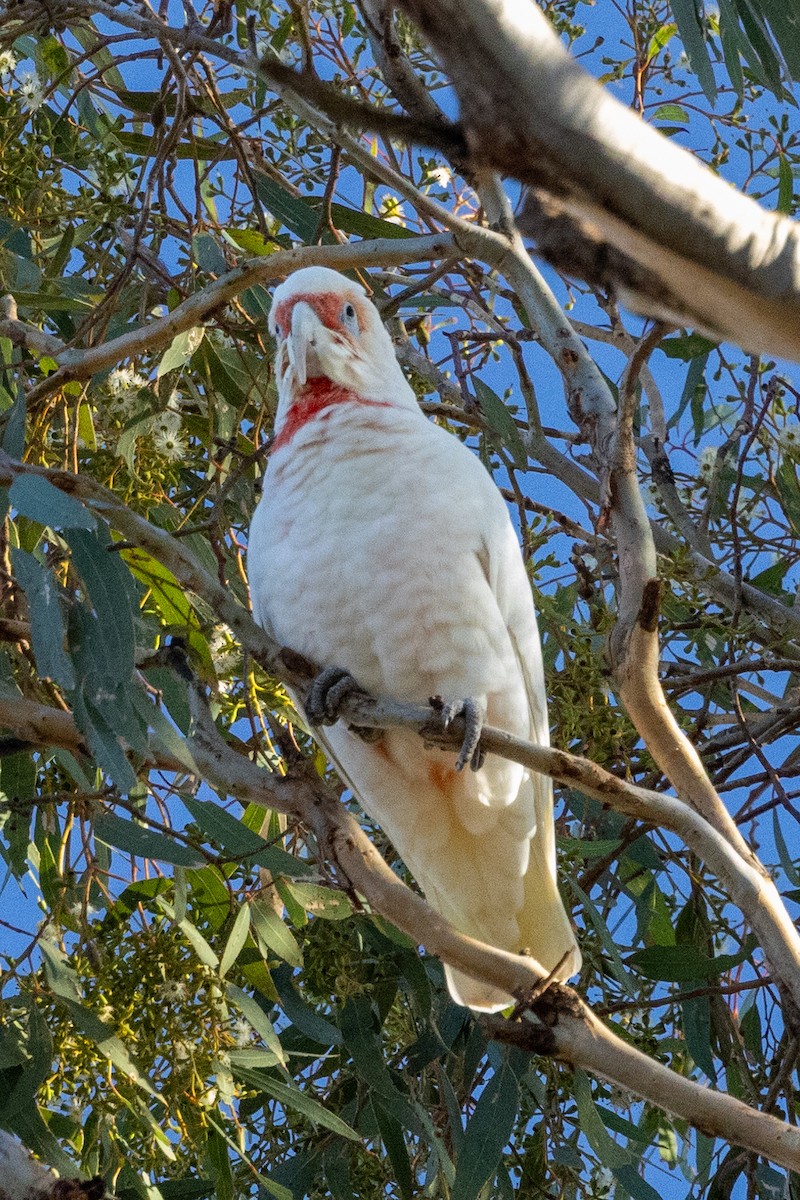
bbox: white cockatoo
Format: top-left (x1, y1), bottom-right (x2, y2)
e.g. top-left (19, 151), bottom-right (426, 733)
top-left (248, 265), bottom-right (580, 1011)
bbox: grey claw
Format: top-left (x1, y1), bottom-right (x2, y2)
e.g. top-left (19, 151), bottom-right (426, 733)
top-left (306, 666), bottom-right (364, 726)
top-left (434, 696), bottom-right (485, 772)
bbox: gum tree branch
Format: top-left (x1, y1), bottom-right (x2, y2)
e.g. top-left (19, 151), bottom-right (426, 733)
top-left (7, 0), bottom-right (800, 362)
top-left (393, 0), bottom-right (800, 361)
top-left (22, 234), bottom-right (456, 405)
top-left (182, 691), bottom-right (800, 1173)
top-left (2, 450), bottom-right (800, 1014)
top-left (0, 694), bottom-right (186, 773)
top-left (609, 334), bottom-right (756, 861)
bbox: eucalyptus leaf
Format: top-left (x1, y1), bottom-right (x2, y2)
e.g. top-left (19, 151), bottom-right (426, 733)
top-left (9, 474), bottom-right (95, 530)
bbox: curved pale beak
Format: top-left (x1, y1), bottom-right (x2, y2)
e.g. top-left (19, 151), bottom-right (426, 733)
top-left (285, 300), bottom-right (324, 388)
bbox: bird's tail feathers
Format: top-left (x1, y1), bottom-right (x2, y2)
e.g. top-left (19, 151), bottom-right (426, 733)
top-left (445, 778), bottom-right (580, 1013)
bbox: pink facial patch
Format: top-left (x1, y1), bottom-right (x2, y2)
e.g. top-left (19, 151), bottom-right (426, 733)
top-left (272, 377), bottom-right (390, 451)
top-left (272, 291), bottom-right (352, 337)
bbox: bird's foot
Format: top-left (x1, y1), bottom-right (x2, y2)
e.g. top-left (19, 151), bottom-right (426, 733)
top-left (306, 666), bottom-right (368, 727)
top-left (430, 695), bottom-right (486, 772)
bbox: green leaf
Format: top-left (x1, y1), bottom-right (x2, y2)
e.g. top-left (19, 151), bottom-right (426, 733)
top-left (204, 1129), bottom-right (234, 1200)
top-left (452, 1055), bottom-right (519, 1200)
top-left (612, 1164), bottom-right (663, 1200)
top-left (226, 983), bottom-right (286, 1066)
top-left (1, 390), bottom-right (26, 458)
top-left (228, 228), bottom-right (277, 257)
top-left (0, 1104), bottom-right (79, 1180)
top-left (272, 963), bottom-right (342, 1046)
top-left (95, 812), bottom-right (204, 866)
top-left (758, 0), bottom-right (800, 79)
top-left (630, 938), bottom-right (755, 981)
top-left (277, 879), bottom-right (354, 920)
top-left (64, 525), bottom-right (136, 681)
top-left (126, 684), bottom-right (197, 772)
top-left (660, 333), bottom-right (718, 360)
top-left (175, 913), bottom-right (220, 969)
top-left (71, 686), bottom-right (139, 794)
top-left (193, 234), bottom-right (227, 276)
top-left (574, 1069), bottom-right (630, 1168)
top-left (182, 796), bottom-right (313, 875)
top-left (116, 131), bottom-right (232, 160)
top-left (473, 378), bottom-right (528, 468)
top-left (775, 460), bottom-right (800, 536)
top-left (77, 402), bottom-right (97, 451)
top-left (232, 1067), bottom-right (360, 1141)
top-left (670, 0), bottom-right (717, 101)
top-left (777, 155), bottom-right (794, 214)
top-left (10, 549), bottom-right (75, 689)
top-left (571, 877), bottom-right (637, 993)
top-left (647, 23), bottom-right (678, 58)
top-left (749, 558), bottom-right (791, 596)
top-left (220, 904), bottom-right (251, 977)
top-left (328, 202), bottom-right (415, 241)
top-left (340, 996), bottom-right (418, 1129)
top-left (652, 103), bottom-right (689, 122)
top-left (773, 809), bottom-right (800, 885)
top-left (250, 899), bottom-right (303, 967)
top-left (682, 993), bottom-right (717, 1080)
top-left (158, 327), bottom-right (205, 377)
top-left (38, 35), bottom-right (71, 81)
top-left (9, 474), bottom-right (96, 530)
top-left (252, 172), bottom-right (320, 242)
top-left (370, 1095), bottom-right (413, 1200)
top-left (740, 998), bottom-right (762, 1058)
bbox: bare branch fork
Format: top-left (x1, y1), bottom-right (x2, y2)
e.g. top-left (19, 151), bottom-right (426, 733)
top-left (190, 688), bottom-right (800, 1173)
top-left (2, 448), bottom-right (800, 1003)
top-left (4, 675), bottom-right (800, 1166)
top-left (4, 0), bottom-right (799, 361)
top-left (389, 0), bottom-right (800, 361)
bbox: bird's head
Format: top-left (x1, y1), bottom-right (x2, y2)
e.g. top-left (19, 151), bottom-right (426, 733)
top-left (268, 266), bottom-right (412, 406)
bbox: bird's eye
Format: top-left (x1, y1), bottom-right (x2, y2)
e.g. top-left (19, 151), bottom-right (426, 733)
top-left (341, 302), bottom-right (359, 333)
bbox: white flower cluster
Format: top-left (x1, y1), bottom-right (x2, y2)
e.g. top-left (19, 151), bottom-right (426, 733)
top-left (150, 408), bottom-right (187, 462)
top-left (0, 50), bottom-right (17, 77)
top-left (697, 446), bottom-right (718, 477)
top-left (18, 69), bottom-right (44, 113)
top-left (379, 193), bottom-right (407, 226)
top-left (776, 421), bottom-right (800, 454)
top-left (231, 1017), bottom-right (252, 1047)
top-left (108, 365), bottom-right (148, 401)
top-left (209, 626), bottom-right (239, 679)
top-left (428, 165), bottom-right (452, 189)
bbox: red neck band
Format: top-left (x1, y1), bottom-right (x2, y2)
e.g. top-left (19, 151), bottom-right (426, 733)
top-left (272, 377), bottom-right (390, 452)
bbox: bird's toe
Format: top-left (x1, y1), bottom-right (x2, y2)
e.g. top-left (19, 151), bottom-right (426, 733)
top-left (430, 695), bottom-right (485, 771)
top-left (306, 666), bottom-right (365, 726)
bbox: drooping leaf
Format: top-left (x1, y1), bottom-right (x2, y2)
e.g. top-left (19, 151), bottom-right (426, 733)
top-left (369, 1095), bottom-right (413, 1200)
top-left (226, 983), bottom-right (286, 1066)
top-left (451, 1055), bottom-right (520, 1200)
top-left (252, 172), bottom-right (320, 242)
top-left (157, 327), bottom-right (205, 377)
top-left (630, 938), bottom-right (755, 982)
top-left (9, 474), bottom-right (96, 530)
top-left (232, 1067), bottom-right (360, 1142)
top-left (64, 525), bottom-right (136, 680)
top-left (669, 0), bottom-right (717, 101)
top-left (219, 903), bottom-right (252, 978)
top-left (181, 795), bottom-right (313, 875)
top-left (250, 899), bottom-right (303, 967)
top-left (95, 811), bottom-right (204, 866)
top-left (11, 548), bottom-right (75, 689)
top-left (473, 378), bottom-right (528, 468)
